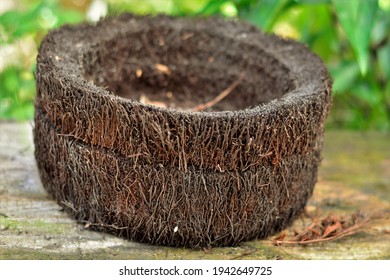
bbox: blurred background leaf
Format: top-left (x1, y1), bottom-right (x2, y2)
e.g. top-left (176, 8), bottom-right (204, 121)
top-left (0, 0), bottom-right (389, 131)
top-left (237, 0), bottom-right (290, 31)
top-left (332, 0), bottom-right (378, 76)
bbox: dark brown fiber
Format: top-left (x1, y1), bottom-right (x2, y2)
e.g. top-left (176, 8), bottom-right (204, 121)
top-left (34, 14), bottom-right (332, 248)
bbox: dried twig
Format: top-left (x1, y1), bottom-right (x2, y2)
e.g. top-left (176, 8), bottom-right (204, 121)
top-left (191, 74), bottom-right (244, 111)
top-left (231, 248), bottom-right (258, 260)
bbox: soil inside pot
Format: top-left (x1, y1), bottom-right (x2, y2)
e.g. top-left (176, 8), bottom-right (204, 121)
top-left (82, 20), bottom-right (295, 112)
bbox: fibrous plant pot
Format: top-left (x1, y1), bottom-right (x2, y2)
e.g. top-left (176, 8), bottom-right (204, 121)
top-left (34, 14), bottom-right (332, 248)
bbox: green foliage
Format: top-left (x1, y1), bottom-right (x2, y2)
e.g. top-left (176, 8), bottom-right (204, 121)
top-left (0, 0), bottom-right (83, 44)
top-left (236, 0), bottom-right (291, 31)
top-left (0, 0), bottom-right (84, 121)
top-left (328, 0), bottom-right (389, 130)
top-left (0, 0), bottom-right (389, 130)
top-left (0, 66), bottom-right (35, 120)
top-left (332, 0), bottom-right (378, 76)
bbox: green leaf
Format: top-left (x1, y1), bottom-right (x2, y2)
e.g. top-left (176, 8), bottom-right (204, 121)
top-left (296, 0), bottom-right (330, 3)
top-left (238, 0), bottom-right (291, 31)
top-left (332, 0), bottom-right (378, 75)
top-left (0, 66), bottom-right (35, 120)
top-left (330, 62), bottom-right (360, 93)
top-left (195, 0), bottom-right (230, 15)
top-left (0, 4), bottom-right (42, 43)
top-left (378, 39), bottom-right (390, 80)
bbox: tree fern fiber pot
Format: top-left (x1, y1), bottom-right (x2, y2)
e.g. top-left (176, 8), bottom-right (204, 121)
top-left (34, 14), bottom-right (332, 248)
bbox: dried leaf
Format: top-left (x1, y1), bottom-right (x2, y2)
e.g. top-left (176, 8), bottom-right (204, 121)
top-left (139, 94), bottom-right (167, 108)
top-left (273, 232), bottom-right (286, 242)
top-left (321, 220), bottom-right (342, 238)
top-left (155, 63), bottom-right (171, 75)
top-left (272, 212), bottom-right (371, 246)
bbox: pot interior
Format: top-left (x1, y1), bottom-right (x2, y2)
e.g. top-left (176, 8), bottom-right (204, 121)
top-left (82, 27), bottom-right (295, 111)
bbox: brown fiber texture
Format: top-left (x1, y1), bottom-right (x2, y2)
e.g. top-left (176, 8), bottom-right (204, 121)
top-left (34, 14), bottom-right (332, 248)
